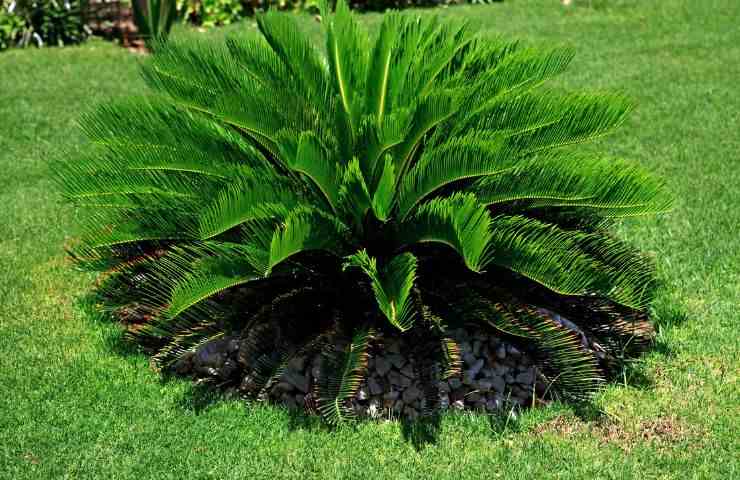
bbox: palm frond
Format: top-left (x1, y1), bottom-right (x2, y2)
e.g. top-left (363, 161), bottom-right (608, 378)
top-left (483, 215), bottom-right (653, 309)
top-left (470, 151), bottom-right (672, 217)
top-left (197, 172), bottom-right (302, 240)
top-left (324, 0), bottom-right (368, 132)
top-left (316, 326), bottom-right (374, 425)
top-left (364, 11), bottom-right (402, 125)
top-left (493, 303), bottom-right (604, 401)
top-left (344, 250), bottom-right (418, 331)
top-left (397, 132), bottom-right (513, 219)
top-left (267, 206), bottom-right (349, 275)
top-left (256, 11), bottom-right (330, 104)
top-left (337, 158), bottom-right (372, 230)
top-left (397, 193), bottom-right (493, 272)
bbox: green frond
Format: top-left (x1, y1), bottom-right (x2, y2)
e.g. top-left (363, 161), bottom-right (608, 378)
top-left (364, 11), bottom-right (402, 125)
top-left (344, 250), bottom-right (418, 331)
top-left (267, 206), bottom-right (349, 275)
top-left (324, 0), bottom-right (368, 132)
top-left (358, 112), bottom-right (409, 189)
top-left (256, 11), bottom-right (330, 103)
top-left (76, 208), bottom-right (198, 249)
top-left (140, 37), bottom-right (288, 156)
top-left (316, 326), bottom-right (374, 425)
top-left (487, 92), bottom-right (634, 153)
top-left (370, 155), bottom-right (396, 222)
top-left (78, 96), bottom-right (262, 170)
top-left (392, 92), bottom-right (459, 183)
top-left (495, 303), bottom-right (604, 401)
top-left (414, 20), bottom-right (474, 97)
top-left (197, 172), bottom-right (301, 240)
top-left (279, 131), bottom-right (342, 213)
top-left (483, 215), bottom-right (653, 309)
top-left (456, 46), bottom-right (575, 116)
top-left (470, 152), bottom-right (673, 217)
top-left (150, 243), bottom-right (260, 322)
top-left (576, 232), bottom-right (658, 309)
top-left (397, 132), bottom-right (514, 220)
top-left (337, 158), bottom-right (372, 230)
top-left (453, 290), bottom-right (603, 401)
top-left (397, 193), bottom-right (493, 272)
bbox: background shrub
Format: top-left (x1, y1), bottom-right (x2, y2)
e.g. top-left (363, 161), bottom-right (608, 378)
top-left (0, 0), bottom-right (88, 49)
top-left (0, 2), bottom-right (25, 50)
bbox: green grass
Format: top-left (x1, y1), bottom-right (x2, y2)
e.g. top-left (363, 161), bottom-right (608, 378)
top-left (1, 0), bottom-right (738, 477)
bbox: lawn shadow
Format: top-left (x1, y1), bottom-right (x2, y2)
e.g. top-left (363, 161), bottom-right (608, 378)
top-left (603, 296), bottom-right (689, 392)
top-left (649, 296), bottom-right (689, 359)
top-left (284, 406), bottom-right (326, 432)
top-left (176, 382), bottom-right (227, 414)
top-left (74, 292), bottom-right (144, 359)
top-left (570, 402), bottom-right (608, 423)
top-left (400, 414), bottom-right (443, 451)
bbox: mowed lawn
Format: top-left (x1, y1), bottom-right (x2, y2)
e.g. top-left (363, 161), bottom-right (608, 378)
top-left (1, 0), bottom-right (738, 478)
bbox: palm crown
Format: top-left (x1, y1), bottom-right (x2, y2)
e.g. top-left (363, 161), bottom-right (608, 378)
top-left (59, 0), bottom-right (671, 423)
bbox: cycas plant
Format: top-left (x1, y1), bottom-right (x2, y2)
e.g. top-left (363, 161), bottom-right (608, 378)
top-left (58, 0), bottom-right (671, 424)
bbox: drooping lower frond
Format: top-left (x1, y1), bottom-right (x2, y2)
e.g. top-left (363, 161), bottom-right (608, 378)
top-left (316, 326), bottom-right (374, 425)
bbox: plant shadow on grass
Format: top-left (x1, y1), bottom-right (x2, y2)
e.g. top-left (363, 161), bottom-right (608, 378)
top-left (650, 296), bottom-right (689, 358)
top-left (401, 414), bottom-right (443, 451)
top-left (74, 286), bottom-right (689, 446)
top-left (175, 381), bottom-right (227, 414)
top-left (75, 293), bottom-right (145, 360)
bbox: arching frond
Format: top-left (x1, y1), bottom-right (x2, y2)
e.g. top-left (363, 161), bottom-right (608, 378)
top-left (370, 155), bottom-right (396, 222)
top-left (397, 133), bottom-right (514, 220)
top-left (337, 158), bottom-right (372, 230)
top-left (279, 131), bottom-right (342, 213)
top-left (451, 289), bottom-right (603, 401)
top-left (149, 242), bottom-right (260, 321)
top-left (479, 92), bottom-right (634, 153)
top-left (483, 215), bottom-right (653, 309)
top-left (344, 250), bottom-right (418, 331)
top-left (256, 11), bottom-right (330, 104)
top-left (364, 11), bottom-right (402, 124)
top-left (454, 46), bottom-right (575, 117)
top-left (492, 302), bottom-right (604, 401)
top-left (267, 207), bottom-right (349, 275)
top-left (397, 193), bottom-right (493, 272)
top-left (470, 152), bottom-right (672, 217)
top-left (197, 172), bottom-right (301, 240)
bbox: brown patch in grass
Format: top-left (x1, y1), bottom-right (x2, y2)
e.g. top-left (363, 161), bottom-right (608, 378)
top-left (533, 416), bottom-right (586, 437)
top-left (593, 415), bottom-right (704, 452)
top-left (533, 414), bottom-right (705, 453)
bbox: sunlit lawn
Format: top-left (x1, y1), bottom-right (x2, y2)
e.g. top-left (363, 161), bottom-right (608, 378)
top-left (1, 0), bottom-right (738, 477)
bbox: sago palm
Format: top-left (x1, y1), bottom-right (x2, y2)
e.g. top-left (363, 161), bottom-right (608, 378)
top-left (58, 0), bottom-right (671, 424)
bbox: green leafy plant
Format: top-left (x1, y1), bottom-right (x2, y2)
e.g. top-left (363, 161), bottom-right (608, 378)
top-left (2, 0), bottom-right (87, 49)
top-left (132, 0), bottom-right (178, 46)
top-left (0, 3), bottom-right (25, 50)
top-left (179, 0), bottom-right (247, 28)
top-left (58, 0), bottom-right (671, 424)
